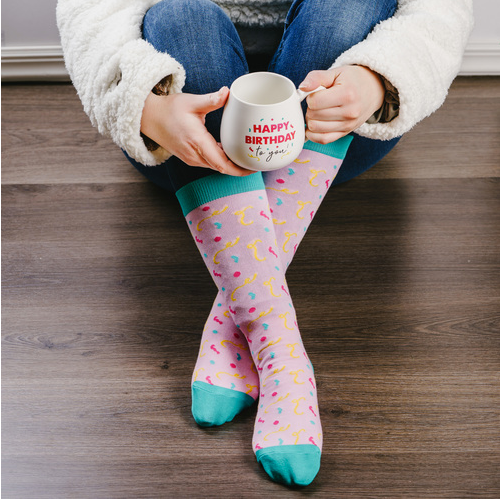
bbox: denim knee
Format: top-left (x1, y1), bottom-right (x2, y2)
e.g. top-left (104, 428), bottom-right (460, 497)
top-left (271, 0), bottom-right (398, 83)
top-left (142, 0), bottom-right (238, 52)
top-left (301, 0), bottom-right (397, 50)
top-left (143, 0), bottom-right (247, 95)
top-left (324, 0), bottom-right (398, 52)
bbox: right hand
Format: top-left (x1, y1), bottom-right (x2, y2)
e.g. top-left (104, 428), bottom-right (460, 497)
top-left (141, 86), bottom-right (251, 176)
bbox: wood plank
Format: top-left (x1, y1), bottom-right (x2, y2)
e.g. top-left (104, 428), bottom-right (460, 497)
top-left (1, 83), bottom-right (146, 185)
top-left (361, 77), bottom-right (500, 180)
top-left (2, 77), bottom-right (500, 186)
top-left (2, 78), bottom-right (500, 498)
top-left (3, 176), bottom-right (500, 498)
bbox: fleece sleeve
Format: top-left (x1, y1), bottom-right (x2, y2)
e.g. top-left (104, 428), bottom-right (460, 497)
top-left (56, 0), bottom-right (186, 166)
top-left (332, 0), bottom-right (474, 140)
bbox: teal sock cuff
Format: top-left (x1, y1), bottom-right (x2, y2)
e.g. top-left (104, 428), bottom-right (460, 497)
top-left (303, 134), bottom-right (353, 160)
top-left (176, 172), bottom-right (265, 216)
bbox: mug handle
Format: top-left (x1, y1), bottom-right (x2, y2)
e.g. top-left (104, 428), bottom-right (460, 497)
top-left (296, 85), bottom-right (326, 102)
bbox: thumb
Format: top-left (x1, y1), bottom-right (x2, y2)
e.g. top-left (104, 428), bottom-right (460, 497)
top-left (299, 69), bottom-right (339, 91)
top-left (191, 86), bottom-right (230, 114)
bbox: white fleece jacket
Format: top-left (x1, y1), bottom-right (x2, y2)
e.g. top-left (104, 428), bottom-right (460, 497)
top-left (56, 0), bottom-right (473, 166)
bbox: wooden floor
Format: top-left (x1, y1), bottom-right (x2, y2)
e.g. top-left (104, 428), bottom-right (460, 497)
top-left (2, 78), bottom-right (500, 499)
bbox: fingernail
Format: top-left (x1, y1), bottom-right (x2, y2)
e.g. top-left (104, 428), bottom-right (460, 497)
top-left (299, 79), bottom-right (310, 90)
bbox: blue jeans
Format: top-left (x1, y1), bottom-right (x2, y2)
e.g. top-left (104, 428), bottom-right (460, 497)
top-left (128, 0), bottom-right (400, 192)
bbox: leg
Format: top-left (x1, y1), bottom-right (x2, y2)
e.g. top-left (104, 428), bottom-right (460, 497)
top-left (125, 0), bottom-right (262, 425)
top-left (128, 0), bottom-right (249, 192)
top-left (192, 137), bottom-right (353, 428)
top-left (269, 0), bottom-right (400, 182)
top-left (178, 172), bottom-right (322, 486)
top-left (269, 0), bottom-right (398, 85)
top-left (194, 0), bottom-right (400, 426)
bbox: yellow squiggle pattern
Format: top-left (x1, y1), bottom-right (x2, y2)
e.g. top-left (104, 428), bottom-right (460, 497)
top-left (264, 393), bottom-right (290, 413)
top-left (266, 187), bottom-right (299, 195)
top-left (221, 340), bottom-right (248, 350)
top-left (247, 239), bottom-right (266, 261)
top-left (247, 307), bottom-right (274, 332)
top-left (279, 312), bottom-right (294, 330)
top-left (199, 340), bottom-right (209, 358)
top-left (263, 365), bottom-right (285, 382)
top-left (272, 218), bottom-right (287, 225)
top-left (292, 397), bottom-right (306, 415)
top-left (263, 277), bottom-right (281, 297)
top-left (230, 273), bottom-right (258, 302)
top-left (292, 429), bottom-right (306, 444)
top-left (246, 384), bottom-right (258, 394)
top-left (257, 337), bottom-right (282, 361)
top-left (290, 370), bottom-right (305, 385)
top-left (193, 367), bottom-right (205, 381)
top-left (216, 371), bottom-right (247, 380)
top-left (233, 206), bottom-right (254, 226)
top-left (294, 157), bottom-right (311, 164)
top-left (296, 200), bottom-right (312, 219)
top-left (196, 205), bottom-right (228, 231)
top-left (213, 237), bottom-right (240, 264)
top-left (309, 168), bottom-right (326, 187)
top-left (287, 343), bottom-right (300, 358)
top-left (283, 232), bottom-right (297, 253)
top-left (264, 424), bottom-right (291, 441)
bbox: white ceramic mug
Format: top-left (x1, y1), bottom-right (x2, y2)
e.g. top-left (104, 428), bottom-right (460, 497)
top-left (220, 72), bottom-right (324, 171)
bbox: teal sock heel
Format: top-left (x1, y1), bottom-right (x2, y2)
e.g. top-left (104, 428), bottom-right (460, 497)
top-left (256, 444), bottom-right (321, 486)
top-left (191, 381), bottom-right (255, 427)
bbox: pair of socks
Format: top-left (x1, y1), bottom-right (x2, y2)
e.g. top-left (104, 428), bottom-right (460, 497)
top-left (176, 137), bottom-right (352, 486)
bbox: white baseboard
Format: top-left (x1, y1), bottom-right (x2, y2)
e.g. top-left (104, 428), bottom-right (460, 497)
top-left (2, 42), bottom-right (500, 82)
top-left (1, 45), bottom-right (69, 82)
top-left (459, 42), bottom-right (500, 75)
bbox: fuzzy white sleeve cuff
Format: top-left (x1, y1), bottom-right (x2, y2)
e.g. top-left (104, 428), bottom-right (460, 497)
top-left (331, 0), bottom-right (474, 141)
top-left (57, 0), bottom-right (185, 166)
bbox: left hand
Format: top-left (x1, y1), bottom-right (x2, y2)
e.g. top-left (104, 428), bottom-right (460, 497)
top-left (299, 65), bottom-right (386, 144)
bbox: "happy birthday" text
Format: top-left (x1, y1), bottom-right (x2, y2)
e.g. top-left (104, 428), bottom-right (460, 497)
top-left (245, 122), bottom-right (296, 145)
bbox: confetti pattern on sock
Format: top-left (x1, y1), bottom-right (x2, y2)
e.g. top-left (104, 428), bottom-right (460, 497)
top-left (180, 177), bottom-right (322, 485)
top-left (189, 137), bottom-right (353, 430)
top-left (191, 296), bottom-right (258, 426)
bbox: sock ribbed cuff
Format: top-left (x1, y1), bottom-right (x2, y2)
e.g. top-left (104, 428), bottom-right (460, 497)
top-left (176, 172), bottom-right (265, 216)
top-left (303, 134), bottom-right (353, 159)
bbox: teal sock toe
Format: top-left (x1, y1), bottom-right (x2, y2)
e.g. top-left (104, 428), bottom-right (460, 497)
top-left (256, 444), bottom-right (321, 486)
top-left (191, 381), bottom-right (255, 427)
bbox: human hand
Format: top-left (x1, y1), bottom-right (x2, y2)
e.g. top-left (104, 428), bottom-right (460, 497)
top-left (299, 66), bottom-right (386, 144)
top-left (141, 87), bottom-right (251, 176)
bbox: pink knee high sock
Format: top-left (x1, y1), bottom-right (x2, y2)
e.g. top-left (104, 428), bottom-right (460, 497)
top-left (178, 172), bottom-right (320, 485)
top-left (179, 136), bottom-right (352, 486)
top-left (190, 137), bottom-right (352, 428)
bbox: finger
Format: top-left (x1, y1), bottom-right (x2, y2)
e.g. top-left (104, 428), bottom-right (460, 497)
top-left (305, 129), bottom-right (349, 145)
top-left (182, 147), bottom-right (247, 176)
top-left (189, 87), bottom-right (230, 115)
top-left (299, 69), bottom-right (339, 92)
top-left (306, 83), bottom-right (358, 112)
top-left (307, 117), bottom-right (354, 135)
top-left (196, 133), bottom-right (252, 176)
top-left (306, 105), bottom-right (347, 124)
